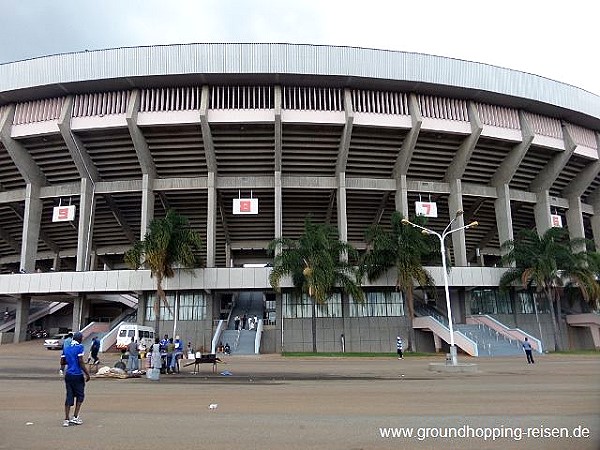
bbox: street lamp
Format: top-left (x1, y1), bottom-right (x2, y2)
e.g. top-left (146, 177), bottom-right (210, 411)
top-left (402, 210), bottom-right (478, 366)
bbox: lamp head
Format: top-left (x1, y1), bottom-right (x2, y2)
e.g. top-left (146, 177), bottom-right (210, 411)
top-left (421, 230), bottom-right (430, 235)
top-left (455, 209), bottom-right (464, 217)
top-left (401, 218), bottom-right (409, 225)
top-left (468, 221), bottom-right (479, 228)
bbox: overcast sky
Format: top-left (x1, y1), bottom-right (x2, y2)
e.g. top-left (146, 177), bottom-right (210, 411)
top-left (2, 0), bottom-right (598, 94)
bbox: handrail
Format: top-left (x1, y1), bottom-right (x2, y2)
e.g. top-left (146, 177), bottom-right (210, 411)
top-left (254, 319), bottom-right (263, 354)
top-left (467, 315), bottom-right (543, 353)
top-left (413, 315), bottom-right (479, 356)
top-left (99, 321), bottom-right (125, 352)
top-left (234, 328), bottom-right (241, 351)
top-left (211, 320), bottom-right (225, 353)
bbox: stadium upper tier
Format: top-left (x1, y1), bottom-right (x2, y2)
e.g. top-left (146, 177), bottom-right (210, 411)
top-left (0, 43), bottom-right (598, 273)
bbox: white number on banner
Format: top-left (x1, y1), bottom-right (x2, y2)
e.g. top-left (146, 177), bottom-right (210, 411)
top-left (551, 214), bottom-right (563, 228)
top-left (415, 201), bottom-right (438, 218)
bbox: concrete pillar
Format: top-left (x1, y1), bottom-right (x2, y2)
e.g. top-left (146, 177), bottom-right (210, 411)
top-left (225, 242), bottom-right (231, 268)
top-left (337, 172), bottom-right (348, 243)
top-left (13, 295), bottom-right (31, 343)
top-left (206, 172), bottom-right (216, 267)
top-left (141, 174), bottom-right (155, 238)
top-left (137, 292), bottom-right (146, 326)
top-left (592, 214), bottom-right (600, 251)
top-left (77, 178), bottom-right (95, 271)
top-left (395, 174), bottom-right (409, 217)
top-left (448, 179), bottom-right (467, 266)
top-left (20, 184), bottom-right (42, 273)
top-left (274, 171), bottom-right (282, 255)
top-left (566, 196), bottom-right (586, 253)
top-left (534, 190), bottom-right (552, 235)
top-left (71, 295), bottom-right (87, 332)
top-left (494, 184), bottom-right (514, 254)
top-left (53, 253), bottom-right (60, 271)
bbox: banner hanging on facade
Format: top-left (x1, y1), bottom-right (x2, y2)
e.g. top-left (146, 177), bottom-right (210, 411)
top-left (415, 201), bottom-right (438, 218)
top-left (233, 198), bottom-right (258, 215)
top-left (551, 214), bottom-right (563, 228)
top-left (52, 205), bottom-right (76, 222)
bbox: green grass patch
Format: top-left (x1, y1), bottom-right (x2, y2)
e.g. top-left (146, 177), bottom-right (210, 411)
top-left (282, 351), bottom-right (436, 358)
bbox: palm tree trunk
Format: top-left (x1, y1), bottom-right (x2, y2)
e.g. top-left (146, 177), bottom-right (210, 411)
top-left (406, 288), bottom-right (416, 352)
top-left (311, 300), bottom-right (317, 353)
top-left (154, 275), bottom-right (166, 337)
top-left (544, 287), bottom-right (561, 351)
top-left (554, 289), bottom-right (564, 350)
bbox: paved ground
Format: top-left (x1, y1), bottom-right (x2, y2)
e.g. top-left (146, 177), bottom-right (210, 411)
top-left (0, 340), bottom-right (598, 450)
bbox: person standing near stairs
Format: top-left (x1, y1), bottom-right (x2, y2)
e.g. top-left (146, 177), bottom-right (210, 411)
top-left (522, 338), bottom-right (535, 364)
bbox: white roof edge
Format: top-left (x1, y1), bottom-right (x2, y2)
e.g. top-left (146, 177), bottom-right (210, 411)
top-left (1, 43), bottom-right (598, 121)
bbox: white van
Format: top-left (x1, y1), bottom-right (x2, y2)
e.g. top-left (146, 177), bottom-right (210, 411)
top-left (116, 324), bottom-right (155, 351)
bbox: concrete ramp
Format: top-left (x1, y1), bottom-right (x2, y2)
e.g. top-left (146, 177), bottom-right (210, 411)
top-left (413, 315), bottom-right (479, 356)
top-left (0, 301), bottom-right (68, 333)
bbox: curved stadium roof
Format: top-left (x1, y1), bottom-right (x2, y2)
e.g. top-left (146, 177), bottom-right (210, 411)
top-left (1, 43), bottom-right (599, 128)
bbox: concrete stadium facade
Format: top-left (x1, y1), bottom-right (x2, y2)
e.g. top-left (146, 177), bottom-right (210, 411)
top-left (0, 43), bottom-right (599, 354)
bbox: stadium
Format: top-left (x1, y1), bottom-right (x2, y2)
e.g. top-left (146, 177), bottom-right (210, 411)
top-left (0, 43), bottom-right (598, 356)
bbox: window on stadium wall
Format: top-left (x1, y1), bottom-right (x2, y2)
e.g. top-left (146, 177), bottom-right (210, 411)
top-left (470, 288), bottom-right (513, 315)
top-left (515, 290), bottom-right (550, 314)
top-left (264, 296), bottom-right (277, 325)
top-left (282, 292), bottom-right (342, 318)
top-left (349, 291), bottom-right (405, 317)
top-left (146, 291), bottom-right (207, 321)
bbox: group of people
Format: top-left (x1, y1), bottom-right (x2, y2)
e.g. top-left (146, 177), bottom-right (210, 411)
top-left (148, 334), bottom-right (185, 374)
top-left (233, 314), bottom-right (258, 331)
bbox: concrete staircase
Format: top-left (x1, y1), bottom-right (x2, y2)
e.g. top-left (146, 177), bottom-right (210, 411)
top-left (222, 291), bottom-right (264, 355)
top-left (454, 323), bottom-right (523, 356)
top-left (414, 302), bottom-right (524, 357)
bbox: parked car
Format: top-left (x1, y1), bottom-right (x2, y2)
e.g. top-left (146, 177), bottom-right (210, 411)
top-left (43, 333), bottom-right (70, 350)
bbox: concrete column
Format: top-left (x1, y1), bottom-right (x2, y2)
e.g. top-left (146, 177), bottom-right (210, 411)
top-left (225, 242), bottom-right (231, 268)
top-left (494, 184), bottom-right (514, 254)
top-left (274, 171), bottom-right (282, 255)
top-left (534, 190), bottom-right (552, 235)
top-left (337, 172), bottom-right (348, 243)
top-left (77, 178), bottom-right (95, 271)
top-left (13, 295), bottom-right (31, 343)
top-left (137, 292), bottom-right (146, 326)
top-left (53, 253), bottom-right (61, 271)
top-left (566, 196), bottom-right (586, 253)
top-left (592, 214), bottom-right (600, 251)
top-left (20, 183), bottom-right (42, 273)
top-left (71, 295), bottom-right (87, 332)
top-left (206, 172), bottom-right (216, 267)
top-left (141, 174), bottom-right (155, 238)
top-left (448, 179), bottom-right (467, 266)
top-left (395, 174), bottom-right (409, 217)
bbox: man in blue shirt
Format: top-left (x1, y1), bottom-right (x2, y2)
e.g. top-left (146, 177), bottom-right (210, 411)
top-left (522, 337), bottom-right (535, 364)
top-left (61, 331), bottom-right (90, 427)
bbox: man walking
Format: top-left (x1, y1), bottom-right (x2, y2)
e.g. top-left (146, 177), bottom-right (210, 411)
top-left (127, 337), bottom-right (139, 373)
top-left (522, 337), bottom-right (535, 364)
top-left (87, 336), bottom-right (100, 365)
top-left (61, 331), bottom-right (90, 427)
top-left (396, 336), bottom-right (404, 360)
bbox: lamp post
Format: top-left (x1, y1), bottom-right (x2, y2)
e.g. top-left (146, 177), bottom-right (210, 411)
top-left (402, 211), bottom-right (478, 365)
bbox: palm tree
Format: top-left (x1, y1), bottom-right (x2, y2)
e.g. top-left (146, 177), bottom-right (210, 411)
top-left (268, 217), bottom-right (364, 353)
top-left (124, 210), bottom-right (203, 334)
top-left (360, 212), bottom-right (436, 351)
top-left (499, 227), bottom-right (599, 351)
